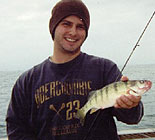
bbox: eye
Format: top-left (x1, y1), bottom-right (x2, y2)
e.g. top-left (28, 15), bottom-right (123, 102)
top-left (140, 80), bottom-right (145, 84)
top-left (77, 25), bottom-right (85, 30)
top-left (60, 21), bottom-right (72, 27)
top-left (62, 22), bottom-right (70, 26)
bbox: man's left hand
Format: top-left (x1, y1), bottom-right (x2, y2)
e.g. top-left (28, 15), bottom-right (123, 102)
top-left (114, 76), bottom-right (141, 109)
top-left (114, 93), bottom-right (141, 109)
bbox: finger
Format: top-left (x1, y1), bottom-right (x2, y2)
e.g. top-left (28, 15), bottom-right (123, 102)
top-left (122, 96), bottom-right (134, 108)
top-left (127, 94), bottom-right (141, 103)
top-left (121, 76), bottom-right (129, 82)
top-left (115, 95), bottom-right (138, 109)
top-left (114, 95), bottom-right (132, 108)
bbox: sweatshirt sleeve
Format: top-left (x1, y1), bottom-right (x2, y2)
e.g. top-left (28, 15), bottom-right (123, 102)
top-left (6, 73), bottom-right (37, 140)
top-left (112, 101), bottom-right (144, 124)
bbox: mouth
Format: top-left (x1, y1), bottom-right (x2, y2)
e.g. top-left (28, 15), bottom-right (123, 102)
top-left (147, 81), bottom-right (152, 88)
top-left (144, 81), bottom-right (152, 91)
top-left (65, 37), bottom-right (78, 43)
top-left (136, 81), bottom-right (152, 95)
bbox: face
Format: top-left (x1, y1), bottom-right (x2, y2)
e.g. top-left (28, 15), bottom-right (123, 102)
top-left (54, 15), bottom-right (86, 54)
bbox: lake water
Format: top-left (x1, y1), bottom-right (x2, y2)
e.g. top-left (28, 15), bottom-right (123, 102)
top-left (0, 64), bottom-right (155, 138)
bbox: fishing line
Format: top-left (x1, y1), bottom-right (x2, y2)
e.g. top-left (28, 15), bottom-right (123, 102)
top-left (82, 11), bottom-right (155, 140)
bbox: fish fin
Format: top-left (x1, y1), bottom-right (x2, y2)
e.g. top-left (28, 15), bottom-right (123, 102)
top-left (88, 91), bottom-right (96, 100)
top-left (129, 89), bottom-right (139, 96)
top-left (90, 108), bottom-right (98, 114)
top-left (74, 108), bottom-right (86, 126)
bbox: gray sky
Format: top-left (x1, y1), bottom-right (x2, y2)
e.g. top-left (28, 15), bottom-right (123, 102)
top-left (0, 0), bottom-right (155, 71)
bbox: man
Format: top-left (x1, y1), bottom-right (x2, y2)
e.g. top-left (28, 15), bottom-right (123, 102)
top-left (6, 0), bottom-right (143, 140)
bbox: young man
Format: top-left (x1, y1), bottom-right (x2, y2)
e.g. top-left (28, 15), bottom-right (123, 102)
top-left (6, 0), bottom-right (143, 140)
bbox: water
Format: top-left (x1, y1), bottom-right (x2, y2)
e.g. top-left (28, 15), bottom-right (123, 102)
top-left (0, 71), bottom-right (22, 138)
top-left (0, 64), bottom-right (155, 138)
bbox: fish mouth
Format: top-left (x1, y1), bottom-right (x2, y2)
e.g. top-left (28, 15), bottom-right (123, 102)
top-left (146, 80), bottom-right (152, 89)
top-left (142, 80), bottom-right (152, 92)
top-left (134, 80), bottom-right (152, 95)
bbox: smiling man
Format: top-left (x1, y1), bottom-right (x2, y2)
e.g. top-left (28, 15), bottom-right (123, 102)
top-left (49, 0), bottom-right (89, 63)
top-left (6, 0), bottom-right (143, 140)
top-left (51, 15), bottom-right (86, 63)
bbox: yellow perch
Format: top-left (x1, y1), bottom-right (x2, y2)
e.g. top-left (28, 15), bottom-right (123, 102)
top-left (76, 80), bottom-right (152, 124)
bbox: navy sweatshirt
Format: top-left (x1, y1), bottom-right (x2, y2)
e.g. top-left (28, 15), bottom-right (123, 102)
top-left (6, 52), bottom-right (143, 140)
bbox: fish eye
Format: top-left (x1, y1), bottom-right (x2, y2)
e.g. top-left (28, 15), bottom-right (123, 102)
top-left (140, 80), bottom-right (145, 84)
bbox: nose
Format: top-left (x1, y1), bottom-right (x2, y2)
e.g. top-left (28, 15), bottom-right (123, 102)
top-left (69, 26), bottom-right (77, 36)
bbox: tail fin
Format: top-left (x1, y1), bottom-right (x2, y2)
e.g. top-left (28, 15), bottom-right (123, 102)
top-left (75, 108), bottom-right (86, 126)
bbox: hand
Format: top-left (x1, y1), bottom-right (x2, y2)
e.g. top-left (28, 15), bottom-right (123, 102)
top-left (114, 76), bottom-right (141, 109)
top-left (114, 93), bottom-right (141, 109)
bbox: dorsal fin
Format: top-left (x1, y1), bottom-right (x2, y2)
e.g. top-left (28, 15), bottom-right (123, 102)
top-left (88, 90), bottom-right (96, 100)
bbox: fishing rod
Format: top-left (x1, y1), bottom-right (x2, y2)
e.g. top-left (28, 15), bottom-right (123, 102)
top-left (82, 11), bottom-right (155, 140)
top-left (117, 11), bottom-right (155, 80)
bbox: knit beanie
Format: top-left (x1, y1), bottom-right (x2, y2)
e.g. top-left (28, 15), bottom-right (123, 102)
top-left (49, 0), bottom-right (90, 40)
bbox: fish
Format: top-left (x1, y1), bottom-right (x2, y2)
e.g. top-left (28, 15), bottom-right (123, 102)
top-left (75, 80), bottom-right (152, 125)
